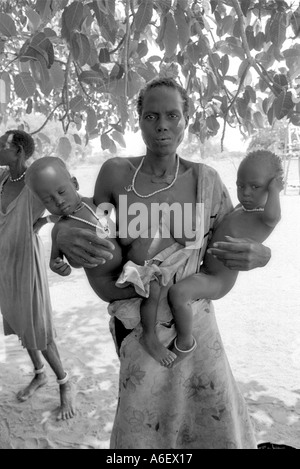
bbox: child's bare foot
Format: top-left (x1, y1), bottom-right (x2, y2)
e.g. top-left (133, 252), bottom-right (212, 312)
top-left (140, 333), bottom-right (177, 367)
top-left (57, 374), bottom-right (76, 420)
top-left (170, 336), bottom-right (197, 367)
top-left (17, 372), bottom-right (48, 402)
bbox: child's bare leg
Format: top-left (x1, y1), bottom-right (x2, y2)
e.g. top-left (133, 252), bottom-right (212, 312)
top-left (168, 285), bottom-right (197, 363)
top-left (17, 349), bottom-right (48, 401)
top-left (140, 280), bottom-right (177, 367)
top-left (42, 340), bottom-right (76, 420)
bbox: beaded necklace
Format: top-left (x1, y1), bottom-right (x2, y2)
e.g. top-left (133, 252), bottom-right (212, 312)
top-left (67, 201), bottom-right (110, 237)
top-left (9, 170), bottom-right (27, 182)
top-left (242, 206), bottom-right (264, 212)
top-left (125, 155), bottom-right (180, 198)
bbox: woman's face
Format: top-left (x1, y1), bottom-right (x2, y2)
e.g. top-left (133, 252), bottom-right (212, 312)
top-left (0, 134), bottom-right (16, 165)
top-left (139, 86), bottom-right (188, 158)
top-left (236, 159), bottom-right (272, 210)
top-left (30, 166), bottom-right (79, 216)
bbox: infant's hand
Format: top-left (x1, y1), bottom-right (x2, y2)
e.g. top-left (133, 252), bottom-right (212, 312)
top-left (50, 257), bottom-right (71, 276)
top-left (268, 174), bottom-right (284, 192)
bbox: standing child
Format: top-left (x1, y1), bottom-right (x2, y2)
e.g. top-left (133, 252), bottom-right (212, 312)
top-left (0, 130), bottom-right (75, 420)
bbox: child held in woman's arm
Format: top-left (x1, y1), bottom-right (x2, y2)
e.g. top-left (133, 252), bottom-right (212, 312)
top-left (166, 149), bottom-right (283, 363)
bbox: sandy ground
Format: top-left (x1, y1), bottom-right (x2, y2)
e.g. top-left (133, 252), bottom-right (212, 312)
top-left (0, 157), bottom-right (299, 450)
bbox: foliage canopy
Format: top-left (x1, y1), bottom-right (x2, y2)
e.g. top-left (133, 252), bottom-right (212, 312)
top-left (0, 0), bottom-right (300, 157)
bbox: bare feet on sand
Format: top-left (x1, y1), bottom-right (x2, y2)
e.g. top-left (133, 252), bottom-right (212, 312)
top-left (140, 333), bottom-right (177, 367)
top-left (57, 380), bottom-right (76, 420)
top-left (16, 373), bottom-right (48, 402)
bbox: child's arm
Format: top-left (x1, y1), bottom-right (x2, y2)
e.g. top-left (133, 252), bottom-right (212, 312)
top-left (169, 218), bottom-right (239, 304)
top-left (50, 224), bottom-right (71, 276)
top-left (261, 175), bottom-right (283, 228)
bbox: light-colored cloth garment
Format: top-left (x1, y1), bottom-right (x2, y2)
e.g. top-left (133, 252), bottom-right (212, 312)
top-left (0, 169), bottom-right (54, 350)
top-left (108, 163), bottom-right (257, 449)
top-left (114, 242), bottom-right (193, 329)
top-left (116, 242), bottom-right (188, 297)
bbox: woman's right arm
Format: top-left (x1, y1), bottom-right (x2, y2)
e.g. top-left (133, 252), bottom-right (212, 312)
top-left (55, 225), bottom-right (116, 268)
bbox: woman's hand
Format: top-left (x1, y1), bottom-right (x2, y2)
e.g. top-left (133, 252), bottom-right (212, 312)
top-left (207, 236), bottom-right (271, 271)
top-left (55, 224), bottom-right (116, 269)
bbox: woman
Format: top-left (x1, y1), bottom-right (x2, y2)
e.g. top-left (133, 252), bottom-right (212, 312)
top-left (56, 78), bottom-right (271, 447)
top-left (0, 129), bottom-right (75, 420)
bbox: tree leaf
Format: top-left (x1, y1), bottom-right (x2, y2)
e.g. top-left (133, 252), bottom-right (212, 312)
top-left (221, 15), bottom-right (234, 36)
top-left (58, 137), bottom-right (72, 161)
top-left (163, 13), bottom-right (178, 58)
top-left (71, 32), bottom-right (91, 66)
top-left (111, 130), bottom-right (126, 148)
top-left (174, 6), bottom-right (190, 50)
top-left (254, 31), bottom-right (265, 51)
top-left (62, 1), bottom-right (84, 41)
top-left (253, 111), bottom-right (264, 128)
top-left (86, 107), bottom-right (98, 133)
top-left (134, 0), bottom-right (153, 33)
top-left (267, 102), bottom-right (275, 125)
top-left (30, 58), bottom-right (52, 96)
top-left (209, 52), bottom-right (220, 70)
top-left (35, 0), bottom-right (53, 22)
top-left (137, 62), bottom-right (157, 82)
top-left (30, 32), bottom-right (54, 68)
top-left (245, 85), bottom-right (256, 103)
top-left (73, 134), bottom-right (82, 145)
top-left (236, 97), bottom-right (248, 118)
top-left (269, 12), bottom-right (287, 49)
top-left (137, 41), bottom-right (148, 59)
top-left (25, 7), bottom-right (41, 32)
top-left (206, 115), bottom-right (220, 132)
top-left (101, 133), bottom-right (116, 153)
top-left (0, 13), bottom-right (17, 37)
top-left (37, 132), bottom-right (51, 144)
top-left (50, 62), bottom-right (64, 90)
top-left (0, 72), bottom-right (11, 106)
top-left (215, 38), bottom-right (245, 60)
top-left (13, 73), bottom-right (36, 99)
top-left (127, 71), bottom-right (145, 100)
top-left (283, 45), bottom-right (300, 79)
top-left (26, 98), bottom-right (33, 114)
top-left (240, 0), bottom-right (251, 17)
top-left (70, 95), bottom-right (85, 113)
top-left (79, 70), bottom-right (105, 86)
top-left (99, 47), bottom-right (110, 63)
top-left (220, 54), bottom-right (229, 75)
top-left (238, 59), bottom-right (249, 78)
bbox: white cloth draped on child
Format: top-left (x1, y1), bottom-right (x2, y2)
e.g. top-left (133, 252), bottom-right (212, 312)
top-left (108, 203), bottom-right (205, 331)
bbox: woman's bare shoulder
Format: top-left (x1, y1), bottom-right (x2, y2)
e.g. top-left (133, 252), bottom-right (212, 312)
top-left (102, 156), bottom-right (142, 170)
top-left (180, 157), bottom-right (219, 179)
top-left (99, 156), bottom-right (143, 180)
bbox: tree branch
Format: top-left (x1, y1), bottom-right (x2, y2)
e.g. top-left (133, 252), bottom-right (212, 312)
top-left (124, 0), bottom-right (131, 98)
top-left (230, 0), bottom-right (279, 96)
top-left (30, 102), bottom-right (64, 135)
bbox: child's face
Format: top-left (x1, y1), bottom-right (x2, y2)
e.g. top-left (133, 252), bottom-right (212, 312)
top-left (236, 159), bottom-right (272, 210)
top-left (31, 166), bottom-right (79, 216)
